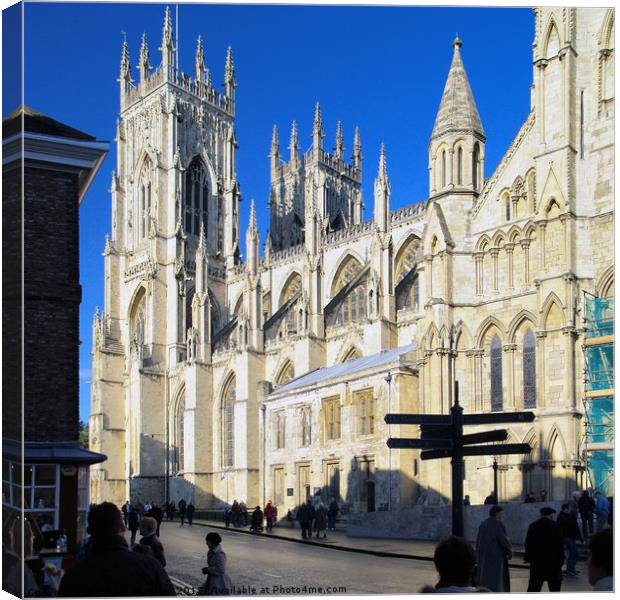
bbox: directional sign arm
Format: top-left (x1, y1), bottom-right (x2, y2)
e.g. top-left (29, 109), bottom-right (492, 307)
top-left (385, 414), bottom-right (452, 426)
top-left (387, 438), bottom-right (452, 450)
top-left (420, 448), bottom-right (452, 460)
top-left (462, 443), bottom-right (532, 457)
top-left (420, 426), bottom-right (453, 439)
top-left (463, 412), bottom-right (535, 425)
top-left (461, 429), bottom-right (508, 446)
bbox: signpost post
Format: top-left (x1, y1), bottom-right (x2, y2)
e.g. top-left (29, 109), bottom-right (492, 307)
top-left (385, 381), bottom-right (535, 536)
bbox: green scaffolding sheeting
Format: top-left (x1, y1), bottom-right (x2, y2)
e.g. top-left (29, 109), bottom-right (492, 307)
top-left (583, 295), bottom-right (614, 495)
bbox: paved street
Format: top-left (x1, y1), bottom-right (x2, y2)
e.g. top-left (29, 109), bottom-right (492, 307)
top-left (132, 521), bottom-right (591, 595)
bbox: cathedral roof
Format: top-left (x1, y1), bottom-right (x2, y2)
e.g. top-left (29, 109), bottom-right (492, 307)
top-left (430, 38), bottom-right (485, 141)
top-left (270, 343), bottom-right (417, 396)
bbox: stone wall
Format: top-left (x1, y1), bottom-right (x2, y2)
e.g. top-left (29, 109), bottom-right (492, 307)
top-left (347, 501), bottom-right (564, 545)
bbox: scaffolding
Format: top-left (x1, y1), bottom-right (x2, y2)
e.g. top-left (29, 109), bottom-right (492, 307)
top-left (582, 293), bottom-right (614, 495)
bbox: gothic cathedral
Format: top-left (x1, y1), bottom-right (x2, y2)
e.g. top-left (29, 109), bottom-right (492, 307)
top-left (90, 7), bottom-right (614, 511)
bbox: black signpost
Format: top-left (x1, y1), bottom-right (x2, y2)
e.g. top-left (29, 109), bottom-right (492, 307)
top-left (385, 381), bottom-right (535, 537)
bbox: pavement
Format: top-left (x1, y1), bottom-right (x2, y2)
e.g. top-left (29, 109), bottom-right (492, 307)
top-left (185, 517), bottom-right (578, 570)
top-left (155, 519), bottom-right (592, 595)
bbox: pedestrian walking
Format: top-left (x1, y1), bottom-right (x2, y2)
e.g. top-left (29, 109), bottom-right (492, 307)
top-left (231, 500), bottom-right (241, 527)
top-left (483, 491), bottom-right (497, 505)
top-left (201, 532), bottom-right (233, 595)
top-left (524, 507), bottom-right (564, 592)
top-left (187, 502), bottom-right (195, 526)
top-left (139, 517), bottom-right (167, 568)
top-left (420, 536), bottom-right (480, 592)
top-left (578, 489), bottom-right (596, 539)
top-left (594, 491), bottom-right (609, 531)
top-left (224, 507), bottom-right (232, 528)
top-left (308, 501), bottom-right (316, 533)
top-left (587, 529), bottom-right (613, 591)
top-left (151, 504), bottom-right (164, 536)
top-left (557, 503), bottom-right (583, 576)
top-left (315, 504), bottom-right (327, 539)
top-left (297, 501), bottom-right (312, 539)
top-left (327, 498), bottom-right (339, 532)
top-left (57, 502), bottom-right (175, 597)
top-left (178, 498), bottom-right (187, 526)
top-left (136, 501), bottom-right (144, 522)
top-left (144, 500), bottom-right (152, 514)
top-left (264, 501), bottom-right (276, 532)
top-left (127, 507), bottom-right (140, 546)
top-left (169, 502), bottom-right (176, 521)
top-left (475, 505), bottom-right (512, 592)
top-left (240, 501), bottom-right (248, 526)
top-left (121, 501), bottom-right (131, 527)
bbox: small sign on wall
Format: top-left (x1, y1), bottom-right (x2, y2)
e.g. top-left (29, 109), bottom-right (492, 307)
top-left (286, 488), bottom-right (294, 497)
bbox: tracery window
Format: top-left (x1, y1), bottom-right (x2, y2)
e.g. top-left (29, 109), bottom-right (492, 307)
top-left (276, 362), bottom-right (295, 386)
top-left (323, 396), bottom-right (341, 440)
top-left (395, 238), bottom-right (420, 311)
top-left (138, 157), bottom-right (152, 242)
top-left (185, 157), bottom-right (209, 236)
top-left (221, 377), bottom-right (235, 467)
top-left (457, 146), bottom-right (463, 186)
top-left (523, 330), bottom-right (537, 408)
top-left (332, 256), bottom-right (366, 325)
top-left (342, 347), bottom-right (361, 363)
top-left (130, 288), bottom-right (147, 356)
top-left (490, 335), bottom-right (503, 411)
top-left (300, 407), bottom-right (311, 447)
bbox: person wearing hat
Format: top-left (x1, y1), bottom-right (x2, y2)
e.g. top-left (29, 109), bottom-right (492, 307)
top-left (524, 506), bottom-right (565, 592)
top-left (201, 532), bottom-right (233, 595)
top-left (475, 505), bottom-right (512, 592)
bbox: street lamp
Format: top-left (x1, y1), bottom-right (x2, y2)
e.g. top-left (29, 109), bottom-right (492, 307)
top-left (384, 371), bottom-right (393, 511)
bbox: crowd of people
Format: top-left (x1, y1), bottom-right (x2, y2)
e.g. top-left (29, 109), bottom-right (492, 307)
top-left (3, 486), bottom-right (613, 596)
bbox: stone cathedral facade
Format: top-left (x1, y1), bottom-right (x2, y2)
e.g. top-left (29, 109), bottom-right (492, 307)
top-left (90, 7), bottom-right (614, 512)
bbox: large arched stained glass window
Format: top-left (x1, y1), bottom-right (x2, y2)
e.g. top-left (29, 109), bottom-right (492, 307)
top-left (523, 330), bottom-right (537, 408)
top-left (185, 158), bottom-right (209, 236)
top-left (490, 335), bottom-right (503, 411)
top-left (332, 256), bottom-right (366, 325)
top-left (395, 238), bottom-right (420, 311)
top-left (221, 377), bottom-right (235, 468)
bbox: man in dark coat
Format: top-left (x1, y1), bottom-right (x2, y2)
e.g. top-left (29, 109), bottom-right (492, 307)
top-left (139, 517), bottom-right (167, 568)
top-left (578, 489), bottom-right (596, 539)
top-left (476, 505), bottom-right (512, 592)
top-left (483, 491), bottom-right (497, 505)
top-left (58, 502), bottom-right (175, 597)
top-left (187, 502), bottom-right (195, 526)
top-left (150, 504), bottom-right (164, 536)
top-left (296, 501), bottom-right (311, 539)
top-left (524, 507), bottom-right (565, 592)
top-left (557, 502), bottom-right (583, 576)
top-left (178, 498), bottom-right (187, 526)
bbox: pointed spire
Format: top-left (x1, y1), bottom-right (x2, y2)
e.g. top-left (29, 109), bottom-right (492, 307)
top-left (195, 35), bottom-right (206, 81)
top-left (334, 121), bottom-right (344, 159)
top-left (139, 33), bottom-right (152, 82)
top-left (225, 46), bottom-right (235, 84)
top-left (205, 67), bottom-right (211, 88)
top-left (289, 120), bottom-right (299, 163)
top-left (248, 198), bottom-right (258, 238)
top-left (119, 36), bottom-right (132, 83)
top-left (312, 102), bottom-right (323, 145)
top-left (195, 221), bottom-right (208, 295)
top-left (378, 142), bottom-right (388, 181)
top-left (271, 125), bottom-right (279, 155)
top-left (246, 199), bottom-right (259, 276)
top-left (160, 6), bottom-right (175, 69)
top-left (197, 220), bottom-right (207, 258)
top-left (353, 126), bottom-right (362, 169)
top-left (431, 37), bottom-right (484, 141)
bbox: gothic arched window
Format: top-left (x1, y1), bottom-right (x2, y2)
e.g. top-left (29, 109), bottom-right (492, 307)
top-left (523, 330), bottom-right (537, 408)
top-left (490, 335), bottom-right (503, 411)
top-left (472, 143), bottom-right (480, 191)
top-left (130, 287), bottom-right (147, 356)
top-left (332, 256), bottom-right (366, 325)
top-left (221, 376), bottom-right (235, 467)
top-left (276, 361), bottom-right (295, 386)
top-left (185, 157), bottom-right (209, 236)
top-left (441, 150), bottom-right (447, 188)
top-left (457, 146), bottom-right (463, 186)
top-left (395, 237), bottom-right (420, 311)
top-left (138, 157), bottom-right (152, 242)
top-left (172, 393), bottom-right (185, 474)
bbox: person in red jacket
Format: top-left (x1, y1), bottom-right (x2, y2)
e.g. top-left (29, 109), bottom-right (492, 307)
top-left (264, 501), bottom-right (276, 532)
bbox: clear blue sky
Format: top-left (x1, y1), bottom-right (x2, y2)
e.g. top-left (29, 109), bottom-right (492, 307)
top-left (12, 2), bottom-right (534, 422)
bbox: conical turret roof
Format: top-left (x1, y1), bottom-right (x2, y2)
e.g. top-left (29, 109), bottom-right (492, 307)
top-left (431, 38), bottom-right (485, 141)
